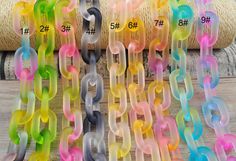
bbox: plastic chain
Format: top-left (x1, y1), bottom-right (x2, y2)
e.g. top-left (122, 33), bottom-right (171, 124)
top-left (29, 0), bottom-right (57, 160)
top-left (195, 0), bottom-right (236, 160)
top-left (148, 1), bottom-right (183, 161)
top-left (3, 0), bottom-right (37, 160)
top-left (106, 0), bottom-right (131, 161)
top-left (169, 0), bottom-right (218, 160)
top-left (55, 0), bottom-right (83, 160)
top-left (125, 1), bottom-right (161, 161)
top-left (79, 0), bottom-right (106, 160)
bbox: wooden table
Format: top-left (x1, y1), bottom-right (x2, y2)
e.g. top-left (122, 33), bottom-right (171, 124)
top-left (0, 78), bottom-right (235, 160)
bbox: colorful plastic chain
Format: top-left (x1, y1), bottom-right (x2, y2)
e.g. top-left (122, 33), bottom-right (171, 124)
top-left (125, 1), bottom-right (161, 161)
top-left (169, 0), bottom-right (218, 160)
top-left (29, 0), bottom-right (57, 160)
top-left (79, 0), bottom-right (106, 160)
top-left (106, 0), bottom-right (131, 160)
top-left (55, 0), bottom-right (83, 160)
top-left (195, 0), bottom-right (236, 160)
top-left (5, 0), bottom-right (236, 160)
top-left (5, 0), bottom-right (37, 160)
top-left (148, 1), bottom-right (183, 160)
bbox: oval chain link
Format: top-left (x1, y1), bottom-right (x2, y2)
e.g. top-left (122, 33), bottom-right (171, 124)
top-left (107, 1), bottom-right (132, 160)
top-left (79, 0), bottom-right (106, 160)
top-left (4, 0), bottom-right (37, 160)
top-left (169, 0), bottom-right (218, 160)
top-left (29, 0), bottom-right (58, 159)
top-left (126, 1), bottom-right (161, 161)
top-left (195, 0), bottom-right (236, 160)
top-left (55, 0), bottom-right (83, 160)
top-left (149, 1), bottom-right (183, 161)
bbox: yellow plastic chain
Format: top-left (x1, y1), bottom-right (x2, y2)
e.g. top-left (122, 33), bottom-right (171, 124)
top-left (126, 1), bottom-right (161, 161)
top-left (29, 0), bottom-right (57, 160)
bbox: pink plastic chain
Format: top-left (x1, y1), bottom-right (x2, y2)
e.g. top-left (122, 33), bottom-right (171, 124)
top-left (195, 0), bottom-right (236, 160)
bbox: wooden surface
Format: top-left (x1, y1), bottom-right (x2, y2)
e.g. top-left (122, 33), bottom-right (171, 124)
top-left (0, 78), bottom-right (236, 160)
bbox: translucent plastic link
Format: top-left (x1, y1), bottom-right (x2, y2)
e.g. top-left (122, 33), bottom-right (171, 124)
top-left (148, 1), bottom-right (183, 161)
top-left (79, 0), bottom-right (106, 160)
top-left (194, 0), bottom-right (236, 160)
top-left (79, 0), bottom-right (102, 64)
top-left (5, 0), bottom-right (236, 160)
top-left (12, 0), bottom-right (35, 60)
top-left (29, 0), bottom-right (58, 159)
top-left (126, 1), bottom-right (161, 161)
top-left (169, 0), bottom-right (217, 160)
top-left (107, 1), bottom-right (131, 160)
top-left (55, 0), bottom-right (83, 160)
top-left (29, 129), bottom-right (54, 161)
top-left (1, 131), bottom-right (28, 161)
top-left (4, 0), bottom-right (37, 160)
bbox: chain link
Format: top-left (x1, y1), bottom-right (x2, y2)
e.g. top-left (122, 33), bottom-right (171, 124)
top-left (55, 0), bottom-right (83, 160)
top-left (2, 131), bottom-right (28, 161)
top-left (29, 0), bottom-right (58, 159)
top-left (106, 1), bottom-right (132, 160)
top-left (79, 0), bottom-right (106, 160)
top-left (125, 1), bottom-right (161, 161)
top-left (80, 0), bottom-right (102, 64)
top-left (148, 1), bottom-right (183, 161)
top-left (5, 0), bottom-right (236, 160)
top-left (4, 0), bottom-right (37, 160)
top-left (195, 0), bottom-right (236, 160)
top-left (169, 0), bottom-right (218, 160)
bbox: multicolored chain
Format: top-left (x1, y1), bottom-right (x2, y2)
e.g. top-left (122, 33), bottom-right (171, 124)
top-left (106, 0), bottom-right (131, 160)
top-left (5, 0), bottom-right (236, 160)
top-left (29, 0), bottom-right (57, 160)
top-left (5, 0), bottom-right (37, 160)
top-left (55, 0), bottom-right (83, 160)
top-left (125, 1), bottom-right (161, 161)
top-left (79, 0), bottom-right (106, 160)
top-left (148, 1), bottom-right (183, 160)
top-left (195, 0), bottom-right (236, 160)
top-left (169, 0), bottom-right (218, 160)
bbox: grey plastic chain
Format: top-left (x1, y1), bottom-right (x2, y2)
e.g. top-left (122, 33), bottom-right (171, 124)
top-left (79, 0), bottom-right (106, 161)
